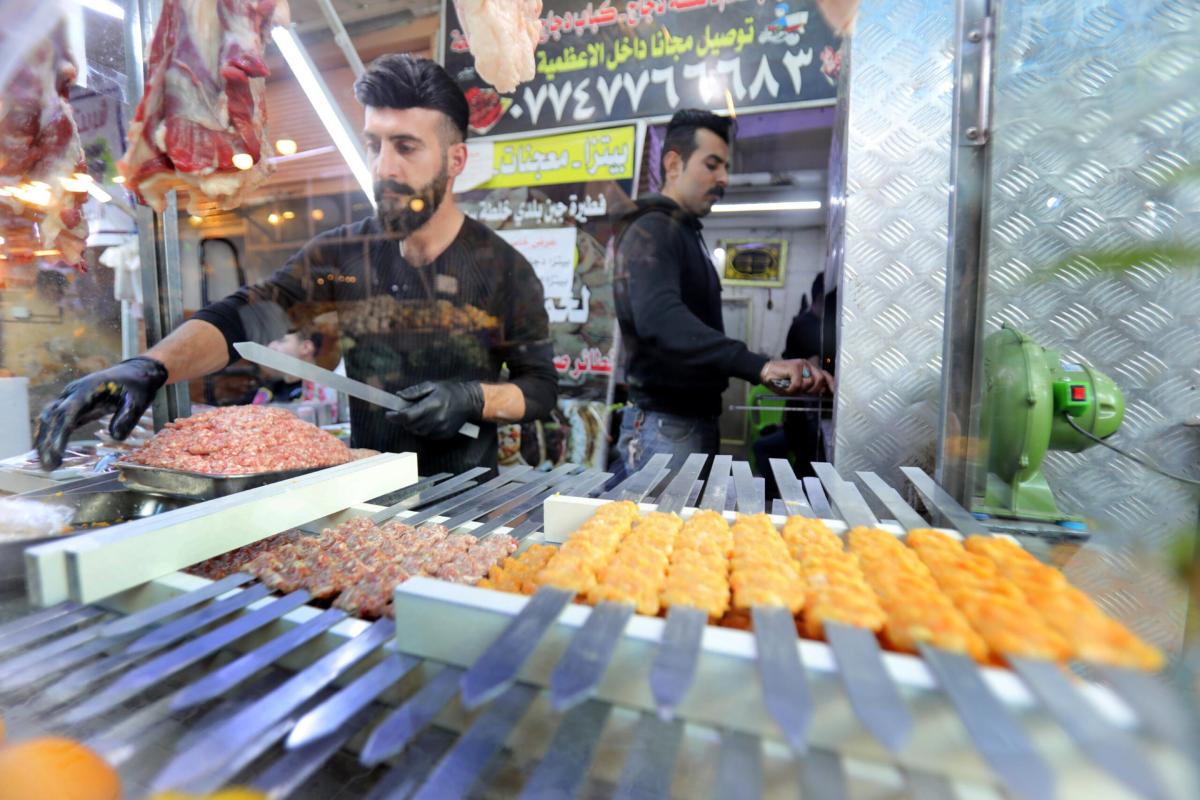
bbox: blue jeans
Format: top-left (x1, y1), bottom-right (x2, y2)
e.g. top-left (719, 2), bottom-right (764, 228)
top-left (614, 406), bottom-right (720, 479)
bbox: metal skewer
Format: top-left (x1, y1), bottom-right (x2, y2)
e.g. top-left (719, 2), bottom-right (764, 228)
top-left (459, 456), bottom-right (671, 709)
top-left (548, 454), bottom-right (708, 711)
top-left (410, 682), bottom-right (538, 800)
top-left (519, 699), bottom-right (613, 800)
top-left (151, 619), bottom-right (395, 793)
top-left (893, 466), bottom-right (1166, 800)
top-left (360, 664), bottom-right (464, 766)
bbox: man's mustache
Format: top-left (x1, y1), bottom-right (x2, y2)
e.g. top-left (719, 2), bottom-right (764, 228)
top-left (375, 180), bottom-right (417, 200)
top-left (707, 186), bottom-right (725, 199)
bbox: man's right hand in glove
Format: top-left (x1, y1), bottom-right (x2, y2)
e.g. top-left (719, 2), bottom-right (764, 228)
top-left (34, 356), bottom-right (168, 470)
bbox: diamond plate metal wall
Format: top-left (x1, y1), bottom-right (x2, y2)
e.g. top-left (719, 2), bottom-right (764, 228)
top-left (983, 0), bottom-right (1200, 653)
top-left (829, 1), bottom-right (958, 476)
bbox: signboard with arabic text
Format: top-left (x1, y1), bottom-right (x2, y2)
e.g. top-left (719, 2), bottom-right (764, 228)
top-left (444, 0), bottom-right (842, 137)
top-left (480, 126), bottom-right (636, 188)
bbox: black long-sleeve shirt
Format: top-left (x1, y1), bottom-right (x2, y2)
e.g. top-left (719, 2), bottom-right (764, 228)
top-left (193, 215), bottom-right (557, 474)
top-left (613, 194), bottom-right (768, 417)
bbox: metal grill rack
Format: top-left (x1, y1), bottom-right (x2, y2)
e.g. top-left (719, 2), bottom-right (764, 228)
top-left (1, 454), bottom-right (1195, 799)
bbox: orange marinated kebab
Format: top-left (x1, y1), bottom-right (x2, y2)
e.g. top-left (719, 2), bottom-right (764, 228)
top-left (533, 501), bottom-right (641, 596)
top-left (588, 512), bottom-right (684, 614)
top-left (658, 510), bottom-right (734, 620)
top-left (780, 517), bottom-right (885, 639)
top-left (965, 535), bottom-right (1163, 670)
top-left (477, 544), bottom-right (556, 595)
top-left (848, 527), bottom-right (989, 662)
top-left (727, 513), bottom-right (806, 622)
top-left (905, 528), bottom-right (1071, 663)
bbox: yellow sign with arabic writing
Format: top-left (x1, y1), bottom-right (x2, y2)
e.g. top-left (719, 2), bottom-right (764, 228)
top-left (482, 126), bottom-right (637, 189)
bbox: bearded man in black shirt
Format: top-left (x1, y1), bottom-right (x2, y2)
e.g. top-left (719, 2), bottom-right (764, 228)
top-left (36, 55), bottom-right (557, 475)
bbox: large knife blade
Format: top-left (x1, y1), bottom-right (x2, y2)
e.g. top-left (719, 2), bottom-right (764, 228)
top-left (150, 619), bottom-right (395, 793)
top-left (919, 644), bottom-right (1055, 800)
top-left (66, 591), bottom-right (312, 724)
top-left (1011, 656), bottom-right (1168, 800)
top-left (751, 605), bottom-right (813, 752)
top-left (613, 711), bottom-right (685, 800)
top-left (234, 341), bottom-right (479, 438)
top-left (811, 463), bottom-right (878, 528)
top-left (548, 601), bottom-right (635, 711)
top-left (769, 458), bottom-right (815, 518)
top-left (360, 664), bottom-right (464, 766)
top-left (410, 682), bottom-right (538, 800)
top-left (287, 651), bottom-right (419, 748)
top-left (459, 586), bottom-right (574, 709)
top-left (519, 699), bottom-right (612, 800)
top-left (170, 608), bottom-right (346, 712)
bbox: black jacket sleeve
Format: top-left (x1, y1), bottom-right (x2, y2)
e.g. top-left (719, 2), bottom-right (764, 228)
top-left (499, 252), bottom-right (558, 421)
top-left (618, 214), bottom-right (768, 382)
top-left (192, 232), bottom-right (341, 366)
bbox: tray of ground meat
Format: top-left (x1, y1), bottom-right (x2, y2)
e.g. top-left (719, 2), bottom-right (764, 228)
top-left (117, 405), bottom-right (352, 500)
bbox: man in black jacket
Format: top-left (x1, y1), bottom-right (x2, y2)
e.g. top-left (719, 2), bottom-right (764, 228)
top-left (612, 109), bottom-right (831, 474)
top-left (35, 55), bottom-right (557, 475)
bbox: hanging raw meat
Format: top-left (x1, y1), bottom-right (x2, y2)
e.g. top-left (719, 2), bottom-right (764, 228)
top-left (456, 0), bottom-right (543, 94)
top-left (119, 0), bottom-right (289, 214)
top-left (0, 27), bottom-right (89, 270)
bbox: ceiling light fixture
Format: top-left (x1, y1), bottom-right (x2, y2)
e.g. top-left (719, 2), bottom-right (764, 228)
top-left (272, 25), bottom-right (373, 203)
top-left (275, 139), bottom-right (298, 156)
top-left (232, 153), bottom-right (255, 171)
top-left (709, 200), bottom-right (823, 214)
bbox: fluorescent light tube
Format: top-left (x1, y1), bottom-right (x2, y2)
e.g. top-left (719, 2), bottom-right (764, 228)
top-left (709, 201), bottom-right (823, 213)
top-left (271, 25), bottom-right (374, 203)
top-left (76, 0), bottom-right (124, 19)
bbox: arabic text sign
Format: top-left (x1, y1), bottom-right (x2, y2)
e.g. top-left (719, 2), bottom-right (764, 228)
top-left (497, 227), bottom-right (579, 303)
top-left (483, 127), bottom-right (636, 188)
top-left (445, 0), bottom-right (842, 136)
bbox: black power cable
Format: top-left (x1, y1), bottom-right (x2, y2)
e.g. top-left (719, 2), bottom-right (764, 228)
top-left (1064, 413), bottom-right (1200, 487)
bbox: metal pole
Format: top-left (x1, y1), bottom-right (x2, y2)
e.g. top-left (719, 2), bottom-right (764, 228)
top-left (315, 0), bottom-right (365, 78)
top-left (934, 0), bottom-right (994, 504)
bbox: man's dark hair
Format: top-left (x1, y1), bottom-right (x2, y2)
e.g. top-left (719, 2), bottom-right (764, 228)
top-left (660, 109), bottom-right (733, 181)
top-left (354, 54), bottom-right (469, 143)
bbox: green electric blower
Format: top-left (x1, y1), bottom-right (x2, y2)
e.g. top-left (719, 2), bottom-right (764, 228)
top-left (972, 324), bottom-right (1125, 526)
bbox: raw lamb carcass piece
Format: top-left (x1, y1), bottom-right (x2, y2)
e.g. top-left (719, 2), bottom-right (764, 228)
top-left (456, 0), bottom-right (543, 94)
top-left (0, 27), bottom-right (89, 269)
top-left (119, 0), bottom-right (289, 214)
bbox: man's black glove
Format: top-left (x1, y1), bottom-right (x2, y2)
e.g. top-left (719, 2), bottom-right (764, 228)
top-left (34, 356), bottom-right (168, 470)
top-left (386, 381), bottom-right (484, 440)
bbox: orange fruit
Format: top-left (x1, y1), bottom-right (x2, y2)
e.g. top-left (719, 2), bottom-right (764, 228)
top-left (0, 737), bottom-right (120, 800)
